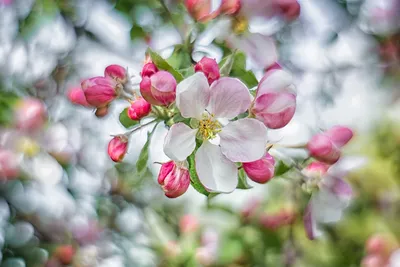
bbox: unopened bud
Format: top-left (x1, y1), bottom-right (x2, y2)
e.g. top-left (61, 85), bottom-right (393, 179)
top-left (366, 234), bottom-right (389, 256)
top-left (55, 245), bottom-right (75, 265)
top-left (81, 77), bottom-right (119, 108)
top-left (107, 135), bottom-right (129, 162)
top-left (325, 126), bottom-right (354, 148)
top-left (0, 149), bottom-right (20, 180)
top-left (67, 87), bottom-right (90, 107)
top-left (274, 0), bottom-right (301, 21)
top-left (242, 153), bottom-right (275, 184)
top-left (104, 64), bottom-right (127, 84)
top-left (14, 98), bottom-right (47, 131)
top-left (220, 0), bottom-right (241, 15)
top-left (194, 57), bottom-right (220, 85)
top-left (141, 62), bottom-right (158, 78)
top-left (140, 71), bottom-right (177, 106)
top-left (185, 0), bottom-right (212, 22)
top-left (307, 134), bottom-right (341, 164)
top-left (127, 97), bottom-right (151, 121)
top-left (158, 161), bottom-right (190, 198)
top-left (180, 214), bottom-right (199, 234)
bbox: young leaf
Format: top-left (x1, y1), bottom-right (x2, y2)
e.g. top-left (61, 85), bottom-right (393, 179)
top-left (146, 48), bottom-right (184, 82)
top-left (237, 167), bottom-right (252, 189)
top-left (136, 123), bottom-right (159, 175)
top-left (219, 52), bottom-right (236, 76)
top-left (119, 108), bottom-right (139, 129)
top-left (187, 152), bottom-right (209, 196)
top-left (274, 160), bottom-right (292, 176)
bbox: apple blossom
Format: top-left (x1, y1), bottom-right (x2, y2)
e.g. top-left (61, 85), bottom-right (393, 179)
top-left (140, 71), bottom-right (177, 106)
top-left (194, 57), bottom-right (220, 85)
top-left (251, 69), bottom-right (296, 129)
top-left (127, 97), bottom-right (151, 121)
top-left (157, 161), bottom-right (190, 198)
top-left (67, 87), bottom-right (91, 107)
top-left (163, 72), bottom-right (268, 193)
top-left (242, 152), bottom-right (275, 184)
top-left (14, 97), bottom-right (47, 131)
top-left (302, 160), bottom-right (354, 240)
top-left (307, 126), bottom-right (354, 164)
top-left (107, 135), bottom-right (129, 162)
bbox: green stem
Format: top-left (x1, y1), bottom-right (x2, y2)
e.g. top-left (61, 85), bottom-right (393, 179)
top-left (125, 119), bottom-right (158, 136)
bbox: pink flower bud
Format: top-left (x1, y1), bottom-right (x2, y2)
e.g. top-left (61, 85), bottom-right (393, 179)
top-left (259, 209), bottom-right (296, 230)
top-left (366, 234), bottom-right (388, 256)
top-left (150, 71), bottom-right (177, 106)
top-left (0, 150), bottom-right (19, 180)
top-left (95, 106), bottom-right (109, 118)
top-left (220, 0), bottom-right (241, 15)
top-left (303, 162), bottom-right (330, 177)
top-left (307, 134), bottom-right (341, 164)
top-left (14, 98), bottom-right (47, 131)
top-left (274, 0), bottom-right (301, 21)
top-left (361, 255), bottom-right (385, 267)
top-left (104, 65), bottom-right (127, 84)
top-left (242, 153), bottom-right (275, 184)
top-left (67, 87), bottom-right (90, 107)
top-left (180, 215), bottom-right (199, 234)
top-left (185, 0), bottom-right (211, 22)
top-left (158, 161), bottom-right (190, 198)
top-left (55, 245), bottom-right (75, 265)
top-left (127, 97), bottom-right (152, 121)
top-left (194, 57), bottom-right (220, 85)
top-left (252, 92), bottom-right (296, 129)
top-left (107, 135), bottom-right (129, 162)
top-left (81, 77), bottom-right (119, 108)
top-left (325, 126), bottom-right (354, 148)
top-left (141, 62), bottom-right (158, 78)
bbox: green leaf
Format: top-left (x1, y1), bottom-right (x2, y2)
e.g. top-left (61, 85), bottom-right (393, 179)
top-left (130, 24), bottom-right (147, 40)
top-left (231, 69), bottom-right (259, 89)
top-left (218, 237), bottom-right (244, 265)
top-left (237, 167), bottom-right (252, 189)
top-left (219, 52), bottom-right (236, 76)
top-left (166, 45), bottom-right (192, 69)
top-left (119, 108), bottom-right (139, 129)
top-left (274, 160), bottom-right (292, 176)
top-left (146, 48), bottom-right (184, 82)
top-left (136, 123), bottom-right (158, 175)
top-left (178, 67), bottom-right (195, 78)
top-left (187, 152), bottom-right (209, 196)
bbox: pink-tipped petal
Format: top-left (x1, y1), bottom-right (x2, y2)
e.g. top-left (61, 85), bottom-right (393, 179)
top-left (195, 141), bottom-right (238, 193)
top-left (194, 57), bottom-right (220, 85)
top-left (176, 72), bottom-right (210, 119)
top-left (208, 77), bottom-right (251, 119)
top-left (158, 161), bottom-right (190, 198)
top-left (67, 87), bottom-right (90, 107)
top-left (257, 69), bottom-right (293, 96)
top-left (140, 76), bottom-right (164, 105)
top-left (307, 134), bottom-right (341, 164)
top-left (303, 202), bottom-right (316, 240)
top-left (252, 92), bottom-right (296, 129)
top-left (104, 65), bottom-right (127, 83)
top-left (325, 126), bottom-right (354, 148)
top-left (219, 118), bottom-right (267, 162)
top-left (164, 123), bottom-right (197, 162)
top-left (150, 71), bottom-right (177, 106)
top-left (84, 85), bottom-right (117, 108)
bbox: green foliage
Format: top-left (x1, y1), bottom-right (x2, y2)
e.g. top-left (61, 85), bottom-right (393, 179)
top-left (274, 160), bottom-right (292, 177)
top-left (166, 45), bottom-right (193, 70)
top-left (136, 123), bottom-right (159, 175)
top-left (119, 108), bottom-right (139, 129)
top-left (187, 152), bottom-right (209, 197)
top-left (237, 167), bottom-right (252, 189)
top-left (146, 48), bottom-right (185, 82)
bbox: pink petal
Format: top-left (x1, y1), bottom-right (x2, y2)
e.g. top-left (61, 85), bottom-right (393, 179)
top-left (325, 126), bottom-right (354, 148)
top-left (195, 141), bottom-right (238, 193)
top-left (303, 201), bottom-right (316, 240)
top-left (164, 123), bottom-right (197, 162)
top-left (176, 73), bottom-right (210, 119)
top-left (219, 118), bottom-right (267, 162)
top-left (257, 69), bottom-right (293, 96)
top-left (252, 92), bottom-right (296, 129)
top-left (207, 77), bottom-right (251, 119)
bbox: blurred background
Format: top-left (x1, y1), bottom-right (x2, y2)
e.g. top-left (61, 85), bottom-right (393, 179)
top-left (0, 0), bottom-right (399, 266)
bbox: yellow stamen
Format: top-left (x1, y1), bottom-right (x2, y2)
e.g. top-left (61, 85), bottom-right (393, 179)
top-left (198, 114), bottom-right (222, 140)
top-left (232, 16), bottom-right (249, 35)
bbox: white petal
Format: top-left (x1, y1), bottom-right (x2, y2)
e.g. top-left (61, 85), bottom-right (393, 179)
top-left (163, 123), bottom-right (197, 161)
top-left (176, 72), bottom-right (210, 119)
top-left (195, 141), bottom-right (238, 193)
top-left (257, 69), bottom-right (293, 96)
top-left (311, 189), bottom-right (346, 223)
top-left (207, 77), bottom-right (251, 119)
top-left (219, 118), bottom-right (267, 162)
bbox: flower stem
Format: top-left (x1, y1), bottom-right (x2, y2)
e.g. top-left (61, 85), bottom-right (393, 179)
top-left (125, 119), bottom-right (159, 136)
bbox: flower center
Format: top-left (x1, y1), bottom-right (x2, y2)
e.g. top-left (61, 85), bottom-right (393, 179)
top-left (17, 137), bottom-right (40, 157)
top-left (198, 114), bottom-right (221, 140)
top-left (232, 16), bottom-right (249, 35)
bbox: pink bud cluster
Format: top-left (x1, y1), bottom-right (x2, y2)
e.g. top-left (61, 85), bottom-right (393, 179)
top-left (140, 62), bottom-right (177, 106)
top-left (127, 97), bottom-right (151, 121)
top-left (67, 65), bottom-right (128, 117)
top-left (157, 161), bottom-right (191, 198)
top-left (307, 126), bottom-right (354, 164)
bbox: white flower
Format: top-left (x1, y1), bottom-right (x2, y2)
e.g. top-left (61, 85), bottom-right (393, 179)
top-left (163, 72), bottom-right (268, 193)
